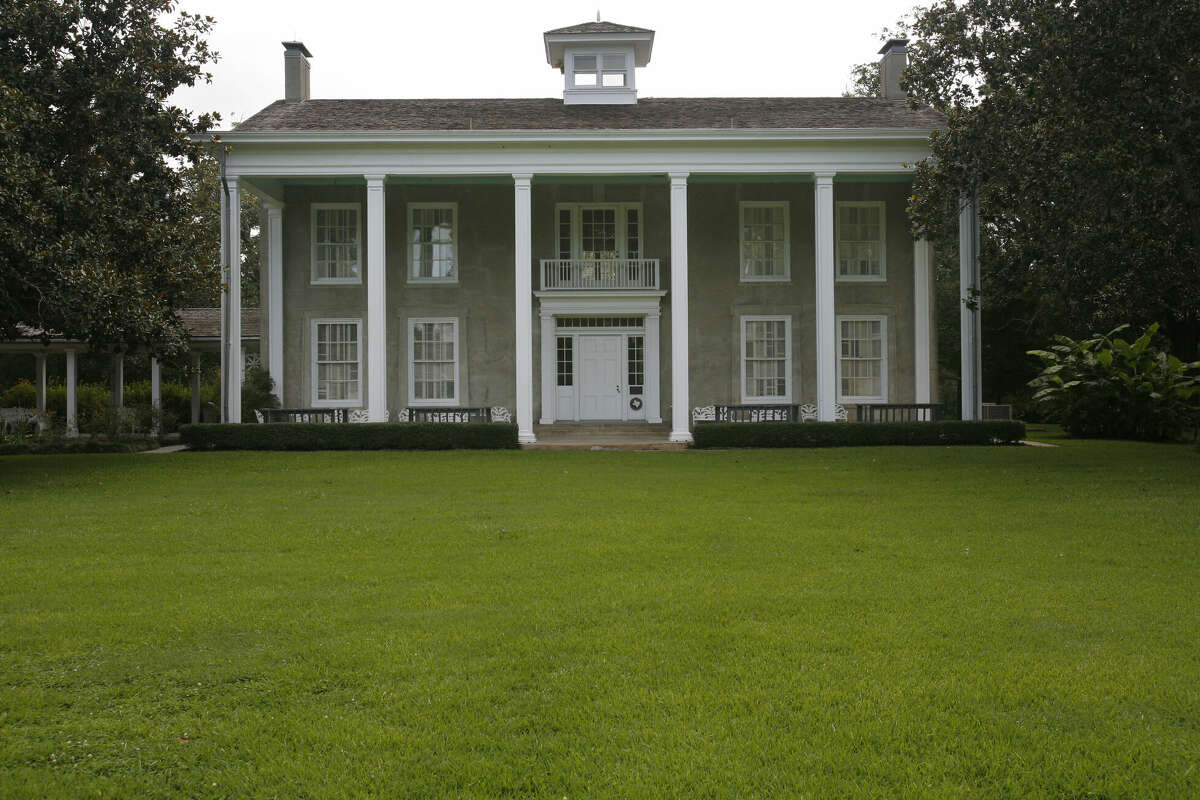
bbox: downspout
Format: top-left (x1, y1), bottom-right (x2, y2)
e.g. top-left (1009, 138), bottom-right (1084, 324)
top-left (218, 144), bottom-right (230, 423)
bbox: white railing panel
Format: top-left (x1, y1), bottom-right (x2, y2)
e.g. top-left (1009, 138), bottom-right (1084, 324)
top-left (540, 259), bottom-right (660, 290)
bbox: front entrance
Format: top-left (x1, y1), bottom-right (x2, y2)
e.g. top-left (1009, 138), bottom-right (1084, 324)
top-left (578, 335), bottom-right (623, 419)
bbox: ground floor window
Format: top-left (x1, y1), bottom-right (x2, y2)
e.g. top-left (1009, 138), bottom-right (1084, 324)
top-left (741, 316), bottom-right (791, 403)
top-left (838, 315), bottom-right (887, 402)
top-left (409, 318), bottom-right (459, 405)
top-left (312, 319), bottom-right (361, 405)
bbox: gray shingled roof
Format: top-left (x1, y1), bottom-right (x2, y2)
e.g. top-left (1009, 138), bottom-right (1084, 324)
top-left (179, 308), bottom-right (261, 340)
top-left (237, 97), bottom-right (943, 132)
top-left (544, 21), bottom-right (654, 35)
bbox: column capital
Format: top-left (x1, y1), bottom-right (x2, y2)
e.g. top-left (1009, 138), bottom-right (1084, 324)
top-left (668, 171), bottom-right (690, 184)
top-left (225, 175), bottom-right (240, 189)
top-left (512, 173), bottom-right (533, 186)
top-left (263, 200), bottom-right (284, 214)
top-left (364, 174), bottom-right (386, 186)
top-left (814, 171), bottom-right (836, 182)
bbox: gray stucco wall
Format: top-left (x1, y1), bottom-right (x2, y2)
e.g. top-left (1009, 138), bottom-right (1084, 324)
top-left (272, 179), bottom-right (934, 420)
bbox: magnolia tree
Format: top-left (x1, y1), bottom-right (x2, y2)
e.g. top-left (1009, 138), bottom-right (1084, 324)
top-left (0, 0), bottom-right (221, 355)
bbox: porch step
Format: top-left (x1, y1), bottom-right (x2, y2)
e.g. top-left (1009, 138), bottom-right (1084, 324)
top-left (525, 422), bottom-right (684, 450)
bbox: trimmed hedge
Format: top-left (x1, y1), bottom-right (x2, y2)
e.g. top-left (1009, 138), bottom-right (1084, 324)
top-left (180, 422), bottom-right (519, 451)
top-left (692, 420), bottom-right (1027, 449)
top-left (0, 439), bottom-right (148, 455)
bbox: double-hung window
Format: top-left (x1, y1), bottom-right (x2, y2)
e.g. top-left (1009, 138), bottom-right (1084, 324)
top-left (838, 316), bottom-right (888, 402)
top-left (571, 52), bottom-right (629, 88)
top-left (409, 203), bottom-right (457, 282)
top-left (409, 318), bottom-right (459, 405)
top-left (311, 204), bottom-right (361, 283)
top-left (836, 201), bottom-right (886, 280)
top-left (739, 202), bottom-right (789, 281)
top-left (555, 203), bottom-right (642, 260)
top-left (741, 316), bottom-right (791, 403)
top-left (311, 319), bottom-right (361, 406)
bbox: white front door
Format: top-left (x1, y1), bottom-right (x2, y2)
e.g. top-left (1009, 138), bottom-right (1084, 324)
top-left (578, 335), bottom-right (622, 419)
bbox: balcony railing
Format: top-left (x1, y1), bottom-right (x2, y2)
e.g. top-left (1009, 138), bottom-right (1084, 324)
top-left (540, 258), bottom-right (660, 290)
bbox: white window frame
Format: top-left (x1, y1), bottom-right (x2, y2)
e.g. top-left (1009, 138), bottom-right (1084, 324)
top-left (568, 51), bottom-right (632, 89)
top-left (738, 201), bottom-right (790, 282)
top-left (407, 202), bottom-right (459, 284)
top-left (740, 315), bottom-right (792, 404)
top-left (837, 314), bottom-right (889, 404)
top-left (310, 318), bottom-right (362, 407)
top-left (553, 203), bottom-right (644, 260)
top-left (835, 201), bottom-right (887, 282)
top-left (310, 203), bottom-right (362, 285)
top-left (407, 316), bottom-right (460, 407)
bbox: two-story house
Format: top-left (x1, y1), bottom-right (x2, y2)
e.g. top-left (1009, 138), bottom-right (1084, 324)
top-left (210, 21), bottom-right (980, 444)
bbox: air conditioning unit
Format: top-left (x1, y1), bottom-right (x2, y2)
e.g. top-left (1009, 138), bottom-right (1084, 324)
top-left (982, 403), bottom-right (1013, 420)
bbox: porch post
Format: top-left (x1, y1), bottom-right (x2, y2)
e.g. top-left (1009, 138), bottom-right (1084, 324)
top-left (225, 175), bottom-right (242, 423)
top-left (65, 350), bottom-right (78, 436)
top-left (959, 192), bottom-right (982, 420)
top-left (111, 352), bottom-right (124, 409)
top-left (814, 172), bottom-right (837, 421)
top-left (513, 173), bottom-right (536, 443)
top-left (365, 175), bottom-right (388, 421)
top-left (668, 172), bottom-right (691, 443)
top-left (645, 310), bottom-right (662, 423)
top-left (265, 200), bottom-right (285, 399)
top-left (539, 311), bottom-right (555, 424)
top-left (190, 351), bottom-right (202, 424)
top-left (35, 353), bottom-right (47, 412)
top-left (913, 237), bottom-right (933, 404)
top-left (150, 357), bottom-right (161, 435)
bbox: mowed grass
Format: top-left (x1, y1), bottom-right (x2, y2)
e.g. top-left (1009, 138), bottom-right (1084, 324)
top-left (1, 442), bottom-right (1198, 799)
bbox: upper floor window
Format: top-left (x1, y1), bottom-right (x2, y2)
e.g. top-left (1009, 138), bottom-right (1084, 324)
top-left (571, 53), bottom-right (628, 87)
top-left (311, 204), bottom-right (361, 284)
top-left (837, 201), bottom-right (886, 281)
top-left (740, 202), bottom-right (789, 281)
top-left (409, 203), bottom-right (457, 282)
top-left (556, 204), bottom-right (642, 260)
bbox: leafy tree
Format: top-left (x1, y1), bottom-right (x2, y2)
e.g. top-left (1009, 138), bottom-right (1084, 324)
top-left (178, 153), bottom-right (262, 308)
top-left (903, 0), bottom-right (1200, 363)
top-left (0, 0), bottom-right (220, 355)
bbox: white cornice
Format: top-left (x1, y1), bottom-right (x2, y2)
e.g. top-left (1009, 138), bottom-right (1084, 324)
top-left (196, 126), bottom-right (935, 146)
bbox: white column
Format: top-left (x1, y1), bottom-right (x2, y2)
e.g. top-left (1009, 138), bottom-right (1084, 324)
top-left (225, 175), bottom-right (242, 423)
top-left (668, 172), bottom-right (692, 443)
top-left (265, 201), bottom-right (285, 400)
top-left (814, 172), bottom-right (837, 421)
top-left (539, 311), bottom-right (556, 424)
top-left (913, 238), bottom-right (933, 404)
top-left (365, 174), bottom-right (388, 421)
top-left (959, 192), bottom-right (982, 420)
top-left (513, 173), bottom-right (536, 443)
top-left (645, 310), bottom-right (662, 423)
top-left (190, 351), bottom-right (202, 424)
top-left (65, 350), bottom-right (78, 436)
top-left (111, 352), bottom-right (124, 408)
top-left (35, 353), bottom-right (47, 412)
top-left (150, 357), bottom-right (162, 435)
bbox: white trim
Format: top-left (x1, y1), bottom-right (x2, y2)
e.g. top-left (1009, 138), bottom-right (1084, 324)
top-left (310, 202), bottom-right (362, 285)
top-left (913, 238), bottom-right (933, 404)
top-left (668, 172), bottom-right (691, 443)
top-left (204, 127), bottom-right (937, 145)
top-left (814, 174), bottom-right (837, 421)
top-left (407, 202), bottom-right (459, 284)
top-left (740, 315), bottom-right (792, 404)
top-left (738, 201), bottom-right (790, 282)
top-left (835, 200), bottom-right (887, 282)
top-left (513, 174), bottom-right (536, 443)
top-left (836, 314), bottom-right (888, 404)
top-left (365, 177), bottom-right (388, 421)
top-left (265, 203), bottom-right (285, 398)
top-left (407, 316), bottom-right (460, 407)
top-left (310, 318), bottom-right (363, 407)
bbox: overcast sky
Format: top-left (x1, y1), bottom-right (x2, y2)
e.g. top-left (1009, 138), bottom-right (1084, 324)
top-left (169, 0), bottom-right (918, 128)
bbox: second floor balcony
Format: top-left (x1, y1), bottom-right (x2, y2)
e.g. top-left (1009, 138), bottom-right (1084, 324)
top-left (540, 258), bottom-right (660, 291)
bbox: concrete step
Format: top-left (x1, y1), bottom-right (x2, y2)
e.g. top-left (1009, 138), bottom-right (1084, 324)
top-left (527, 422), bottom-right (680, 450)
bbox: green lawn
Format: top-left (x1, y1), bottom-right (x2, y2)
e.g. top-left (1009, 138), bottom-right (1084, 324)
top-left (1, 442), bottom-right (1198, 798)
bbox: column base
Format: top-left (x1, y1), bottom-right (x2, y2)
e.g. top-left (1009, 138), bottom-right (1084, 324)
top-left (539, 417), bottom-right (555, 425)
top-left (668, 431), bottom-right (693, 444)
top-left (518, 431), bottom-right (538, 444)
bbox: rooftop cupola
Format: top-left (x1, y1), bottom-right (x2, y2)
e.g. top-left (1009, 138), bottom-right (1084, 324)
top-left (543, 20), bottom-right (655, 105)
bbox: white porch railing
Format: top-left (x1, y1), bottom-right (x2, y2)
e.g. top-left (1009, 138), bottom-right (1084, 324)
top-left (540, 259), bottom-right (660, 290)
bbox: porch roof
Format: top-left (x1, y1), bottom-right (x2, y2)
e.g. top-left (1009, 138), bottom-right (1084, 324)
top-left (236, 97), bottom-right (944, 133)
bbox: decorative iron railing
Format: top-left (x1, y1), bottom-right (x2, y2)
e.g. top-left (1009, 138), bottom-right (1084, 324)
top-left (854, 403), bottom-right (944, 422)
top-left (540, 258), bottom-right (660, 290)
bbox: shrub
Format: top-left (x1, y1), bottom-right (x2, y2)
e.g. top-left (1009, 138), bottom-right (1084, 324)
top-left (1028, 323), bottom-right (1200, 440)
top-left (241, 366), bottom-right (280, 422)
top-left (0, 379), bottom-right (36, 408)
top-left (692, 420), bottom-right (1026, 448)
top-left (180, 422), bottom-right (519, 451)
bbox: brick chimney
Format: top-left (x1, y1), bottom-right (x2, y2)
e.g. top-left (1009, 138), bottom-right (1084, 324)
top-left (283, 41), bottom-right (312, 103)
top-left (878, 39), bottom-right (908, 100)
